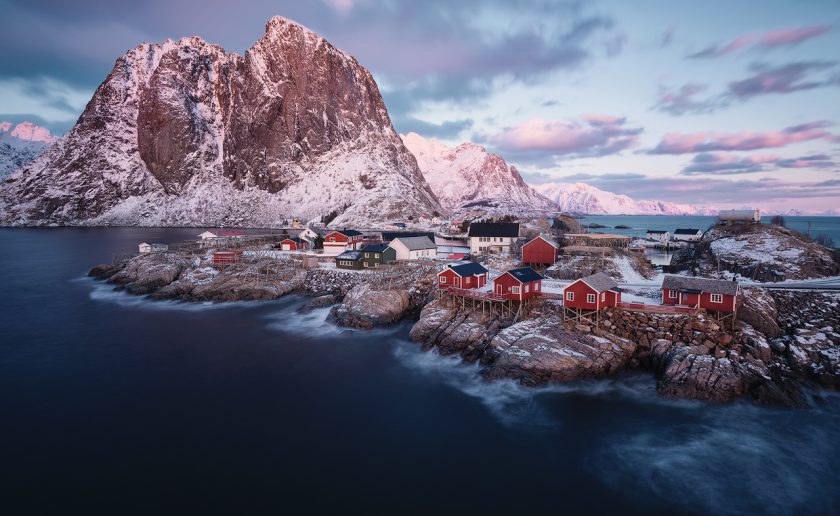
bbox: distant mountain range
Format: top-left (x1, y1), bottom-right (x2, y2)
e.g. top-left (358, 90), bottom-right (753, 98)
top-left (0, 121), bottom-right (57, 179)
top-left (533, 181), bottom-right (716, 216)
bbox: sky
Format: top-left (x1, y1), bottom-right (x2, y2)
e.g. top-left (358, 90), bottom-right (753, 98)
top-left (1, 0), bottom-right (839, 213)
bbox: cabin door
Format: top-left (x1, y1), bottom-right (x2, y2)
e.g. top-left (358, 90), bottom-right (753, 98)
top-left (282, 244), bottom-right (291, 251)
top-left (495, 284), bottom-right (503, 295)
top-left (454, 277), bottom-right (461, 288)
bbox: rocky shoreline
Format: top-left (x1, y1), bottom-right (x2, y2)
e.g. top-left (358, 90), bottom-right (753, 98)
top-left (89, 250), bottom-right (839, 408)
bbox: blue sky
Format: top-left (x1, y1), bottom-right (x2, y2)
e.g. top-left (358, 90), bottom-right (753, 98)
top-left (1, 0), bottom-right (839, 211)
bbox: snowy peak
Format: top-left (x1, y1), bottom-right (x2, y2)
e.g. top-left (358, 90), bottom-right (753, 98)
top-left (401, 132), bottom-right (555, 212)
top-left (534, 182), bottom-right (711, 215)
top-left (0, 121), bottom-right (57, 178)
top-left (0, 17), bottom-right (440, 227)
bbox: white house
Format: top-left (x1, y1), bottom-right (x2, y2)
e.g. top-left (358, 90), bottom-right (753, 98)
top-left (299, 225), bottom-right (328, 245)
top-left (138, 242), bottom-right (168, 253)
top-left (199, 231), bottom-right (218, 240)
top-left (468, 222), bottom-right (520, 255)
top-left (388, 236), bottom-right (437, 260)
top-left (672, 228), bottom-right (703, 242)
top-left (646, 230), bottom-right (670, 243)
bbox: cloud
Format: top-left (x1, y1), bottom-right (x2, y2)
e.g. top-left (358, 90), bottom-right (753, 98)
top-left (660, 28), bottom-right (674, 48)
top-left (654, 82), bottom-right (724, 115)
top-left (680, 152), bottom-right (836, 175)
top-left (728, 61), bottom-right (839, 99)
top-left (649, 121), bottom-right (839, 154)
top-left (321, 0), bottom-right (356, 14)
top-left (688, 24), bottom-right (832, 59)
top-left (487, 114), bottom-right (642, 159)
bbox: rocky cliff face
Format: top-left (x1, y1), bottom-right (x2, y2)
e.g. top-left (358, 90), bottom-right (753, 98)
top-left (402, 132), bottom-right (555, 213)
top-left (0, 121), bottom-right (57, 179)
top-left (0, 17), bottom-right (440, 227)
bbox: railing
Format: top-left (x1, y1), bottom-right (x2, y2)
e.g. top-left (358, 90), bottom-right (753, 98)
top-left (615, 302), bottom-right (699, 315)
top-left (445, 286), bottom-right (508, 302)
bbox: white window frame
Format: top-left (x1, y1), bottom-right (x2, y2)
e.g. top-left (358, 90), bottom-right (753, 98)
top-left (511, 286), bottom-right (521, 294)
top-left (710, 293), bottom-right (723, 303)
top-left (465, 277), bottom-right (471, 285)
top-left (566, 291), bottom-right (574, 301)
top-left (587, 293), bottom-right (596, 303)
top-left (534, 282), bottom-right (540, 291)
top-left (524, 284), bottom-right (530, 293)
top-left (440, 276), bottom-right (447, 284)
top-left (601, 292), bottom-right (605, 302)
top-left (669, 289), bottom-right (677, 299)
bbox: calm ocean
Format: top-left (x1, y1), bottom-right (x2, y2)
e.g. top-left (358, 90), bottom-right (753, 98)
top-left (580, 215), bottom-right (840, 248)
top-left (2, 228), bottom-right (839, 514)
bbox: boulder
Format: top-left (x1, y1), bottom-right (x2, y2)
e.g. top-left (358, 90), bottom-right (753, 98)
top-left (329, 283), bottom-right (411, 329)
top-left (657, 350), bottom-right (751, 402)
top-left (738, 287), bottom-right (782, 338)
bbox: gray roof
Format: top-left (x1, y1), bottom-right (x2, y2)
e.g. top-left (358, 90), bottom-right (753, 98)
top-left (579, 272), bottom-right (619, 293)
top-left (661, 274), bottom-right (738, 296)
top-left (674, 228), bottom-right (701, 235)
top-left (392, 236), bottom-right (436, 251)
top-left (335, 250), bottom-right (363, 260)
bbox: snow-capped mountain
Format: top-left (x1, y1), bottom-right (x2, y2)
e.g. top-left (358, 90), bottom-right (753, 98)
top-left (0, 17), bottom-right (440, 227)
top-left (401, 132), bottom-right (555, 212)
top-left (534, 182), bottom-right (712, 215)
top-left (0, 121), bottom-right (57, 179)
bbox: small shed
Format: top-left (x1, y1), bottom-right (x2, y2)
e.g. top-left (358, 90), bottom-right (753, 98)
top-left (276, 237), bottom-right (304, 251)
top-left (212, 250), bottom-right (243, 265)
top-left (437, 262), bottom-right (489, 289)
top-left (718, 209), bottom-right (760, 225)
top-left (335, 250), bottom-right (364, 270)
top-left (388, 236), bottom-right (436, 260)
top-left (661, 275), bottom-right (739, 312)
top-left (522, 235), bottom-right (559, 265)
top-left (646, 230), bottom-right (670, 242)
top-left (492, 267), bottom-right (544, 301)
top-left (563, 272), bottom-right (621, 311)
top-left (673, 228), bottom-right (702, 242)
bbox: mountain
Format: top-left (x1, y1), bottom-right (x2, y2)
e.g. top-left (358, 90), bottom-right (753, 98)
top-left (0, 121), bottom-right (57, 179)
top-left (534, 182), bottom-right (712, 215)
top-left (0, 17), bottom-right (440, 227)
top-left (401, 132), bottom-right (555, 213)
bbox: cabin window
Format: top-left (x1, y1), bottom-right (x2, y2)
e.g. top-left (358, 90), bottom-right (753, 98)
top-left (669, 289), bottom-right (677, 299)
top-left (601, 292), bottom-right (605, 302)
top-left (566, 292), bottom-right (574, 301)
top-left (328, 237), bottom-right (335, 242)
top-left (363, 262), bottom-right (369, 268)
top-left (365, 253), bottom-right (369, 258)
top-left (524, 284), bottom-right (530, 293)
top-left (587, 293), bottom-right (596, 304)
top-left (440, 276), bottom-right (447, 284)
top-left (711, 293), bottom-right (723, 303)
top-left (534, 283), bottom-right (540, 291)
top-left (375, 253), bottom-right (380, 258)
top-left (465, 277), bottom-right (471, 285)
top-left (511, 286), bottom-right (520, 294)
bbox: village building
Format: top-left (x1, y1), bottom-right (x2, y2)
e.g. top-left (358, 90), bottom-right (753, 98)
top-left (388, 236), bottom-right (436, 260)
top-left (299, 225), bottom-right (328, 246)
top-left (380, 231), bottom-right (436, 244)
top-left (563, 272), bottom-right (621, 311)
top-left (492, 267), bottom-right (543, 300)
top-left (646, 230), bottom-right (670, 243)
top-left (718, 209), bottom-right (760, 225)
top-left (335, 250), bottom-right (365, 270)
top-left (276, 237), bottom-right (306, 251)
top-left (661, 275), bottom-right (739, 313)
top-left (360, 244), bottom-right (396, 268)
top-left (672, 228), bottom-right (703, 242)
top-left (322, 229), bottom-right (363, 256)
top-left (437, 262), bottom-right (489, 289)
top-left (468, 222), bottom-right (520, 254)
top-left (521, 235), bottom-right (560, 266)
top-left (138, 242), bottom-right (168, 253)
top-left (564, 233), bottom-right (631, 248)
top-left (212, 250), bottom-right (243, 266)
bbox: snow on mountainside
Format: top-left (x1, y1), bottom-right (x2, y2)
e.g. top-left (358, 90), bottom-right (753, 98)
top-left (0, 121), bottom-right (57, 179)
top-left (534, 182), bottom-right (712, 215)
top-left (402, 132), bottom-right (555, 212)
top-left (0, 17), bottom-right (441, 227)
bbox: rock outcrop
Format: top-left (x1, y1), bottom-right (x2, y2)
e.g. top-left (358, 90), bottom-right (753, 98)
top-left (329, 284), bottom-right (411, 329)
top-left (0, 17), bottom-right (441, 227)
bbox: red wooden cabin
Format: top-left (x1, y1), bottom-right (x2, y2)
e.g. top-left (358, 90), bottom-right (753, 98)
top-left (492, 267), bottom-right (543, 300)
top-left (661, 275), bottom-right (738, 312)
top-left (563, 272), bottom-right (621, 311)
top-left (276, 238), bottom-right (304, 251)
top-left (323, 229), bottom-right (363, 255)
top-left (212, 250), bottom-right (243, 265)
top-left (437, 262), bottom-right (489, 289)
top-left (522, 235), bottom-right (559, 265)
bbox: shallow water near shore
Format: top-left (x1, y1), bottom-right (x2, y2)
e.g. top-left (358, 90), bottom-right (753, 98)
top-left (1, 227), bottom-right (839, 514)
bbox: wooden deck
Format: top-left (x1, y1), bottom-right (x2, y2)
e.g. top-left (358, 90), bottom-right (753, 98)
top-left (615, 302), bottom-right (700, 315)
top-left (444, 286), bottom-right (507, 302)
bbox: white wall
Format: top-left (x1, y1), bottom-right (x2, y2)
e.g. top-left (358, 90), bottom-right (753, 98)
top-left (469, 236), bottom-right (515, 254)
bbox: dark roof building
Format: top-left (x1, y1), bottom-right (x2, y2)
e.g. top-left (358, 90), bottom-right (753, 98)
top-left (661, 275), bottom-right (738, 296)
top-left (468, 222), bottom-right (520, 238)
top-left (448, 262), bottom-right (489, 277)
top-left (674, 228), bottom-right (701, 235)
top-left (647, 230), bottom-right (668, 234)
top-left (380, 231), bottom-right (436, 242)
top-left (361, 244), bottom-right (389, 253)
top-left (504, 267), bottom-right (544, 283)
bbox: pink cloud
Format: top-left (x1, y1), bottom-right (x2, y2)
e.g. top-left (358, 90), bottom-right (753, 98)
top-left (489, 115), bottom-right (641, 157)
top-left (758, 25), bottom-right (833, 48)
top-left (688, 25), bottom-right (832, 58)
top-left (651, 121), bottom-right (839, 154)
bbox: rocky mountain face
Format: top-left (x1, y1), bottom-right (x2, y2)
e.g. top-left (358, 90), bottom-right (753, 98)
top-left (402, 132), bottom-right (555, 213)
top-left (0, 121), bottom-right (57, 179)
top-left (534, 181), bottom-right (712, 215)
top-left (0, 17), bottom-right (440, 227)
